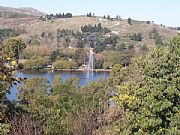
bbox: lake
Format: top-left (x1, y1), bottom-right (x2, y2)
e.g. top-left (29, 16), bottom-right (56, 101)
top-left (7, 70), bottom-right (110, 100)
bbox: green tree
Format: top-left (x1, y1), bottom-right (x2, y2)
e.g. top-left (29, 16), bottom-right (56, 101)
top-left (16, 76), bottom-right (83, 135)
top-left (114, 36), bottom-right (180, 134)
top-left (23, 56), bottom-right (49, 70)
top-left (110, 64), bottom-right (128, 85)
top-left (131, 33), bottom-right (142, 41)
top-left (0, 46), bottom-right (18, 134)
top-left (52, 75), bottom-right (63, 88)
top-left (52, 60), bottom-right (78, 70)
top-left (6, 38), bottom-right (26, 59)
top-left (154, 32), bottom-right (163, 46)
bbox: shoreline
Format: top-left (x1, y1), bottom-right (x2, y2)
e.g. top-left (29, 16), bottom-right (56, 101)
top-left (21, 68), bottom-right (111, 72)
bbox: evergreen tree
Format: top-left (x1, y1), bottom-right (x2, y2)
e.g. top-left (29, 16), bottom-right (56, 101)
top-left (107, 15), bottom-right (111, 20)
top-left (128, 18), bottom-right (132, 25)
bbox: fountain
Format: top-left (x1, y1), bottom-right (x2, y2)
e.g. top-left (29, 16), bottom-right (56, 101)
top-left (87, 49), bottom-right (94, 79)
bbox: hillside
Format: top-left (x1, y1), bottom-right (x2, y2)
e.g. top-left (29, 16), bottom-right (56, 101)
top-left (1, 16), bottom-right (178, 52)
top-left (0, 8), bottom-right (179, 68)
top-left (0, 6), bottom-right (45, 18)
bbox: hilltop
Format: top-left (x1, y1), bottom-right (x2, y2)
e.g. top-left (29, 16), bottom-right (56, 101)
top-left (0, 6), bottom-right (45, 18)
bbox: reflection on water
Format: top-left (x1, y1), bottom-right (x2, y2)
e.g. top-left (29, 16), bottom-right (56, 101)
top-left (7, 70), bottom-right (109, 100)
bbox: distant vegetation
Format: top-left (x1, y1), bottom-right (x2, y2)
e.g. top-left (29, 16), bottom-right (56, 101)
top-left (81, 23), bottom-right (111, 33)
top-left (41, 12), bottom-right (73, 20)
top-left (0, 28), bottom-right (25, 41)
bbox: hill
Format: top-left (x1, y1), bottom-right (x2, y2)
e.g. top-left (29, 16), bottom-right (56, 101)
top-left (0, 7), bottom-right (179, 68)
top-left (0, 6), bottom-right (45, 18)
top-left (2, 16), bottom-right (177, 50)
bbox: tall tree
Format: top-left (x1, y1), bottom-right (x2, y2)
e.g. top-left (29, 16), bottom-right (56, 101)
top-left (114, 36), bottom-right (180, 134)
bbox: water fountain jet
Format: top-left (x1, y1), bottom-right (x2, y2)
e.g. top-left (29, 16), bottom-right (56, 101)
top-left (87, 49), bottom-right (94, 79)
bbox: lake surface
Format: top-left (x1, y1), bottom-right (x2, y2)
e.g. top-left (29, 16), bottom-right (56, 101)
top-left (7, 70), bottom-right (109, 100)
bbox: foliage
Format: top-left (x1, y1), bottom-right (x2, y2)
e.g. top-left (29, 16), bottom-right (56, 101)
top-left (103, 62), bottom-right (113, 69)
top-left (6, 38), bottom-right (26, 59)
top-left (49, 49), bottom-right (65, 62)
top-left (114, 36), bottom-right (180, 134)
top-left (0, 44), bottom-right (19, 134)
top-left (52, 60), bottom-right (78, 69)
top-left (0, 28), bottom-right (25, 41)
top-left (29, 36), bottom-right (40, 46)
top-left (154, 32), bottom-right (163, 46)
top-left (101, 50), bottom-right (134, 67)
top-left (130, 33), bottom-right (143, 41)
top-left (24, 45), bottom-right (52, 58)
top-left (45, 13), bottom-right (72, 20)
top-left (73, 49), bottom-right (87, 66)
top-left (52, 75), bottom-right (63, 88)
top-left (15, 71), bottom-right (116, 135)
top-left (23, 56), bottom-right (49, 70)
top-left (57, 29), bottom-right (73, 47)
top-left (87, 12), bottom-right (92, 17)
top-left (16, 77), bottom-right (81, 134)
top-left (81, 23), bottom-right (111, 33)
top-left (94, 41), bottom-right (106, 53)
top-left (110, 64), bottom-right (128, 85)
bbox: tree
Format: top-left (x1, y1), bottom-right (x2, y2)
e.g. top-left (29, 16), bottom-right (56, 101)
top-left (116, 15), bottom-right (121, 21)
top-left (87, 12), bottom-right (92, 17)
top-left (110, 64), bottom-right (128, 85)
top-left (154, 32), bottom-right (163, 46)
top-left (41, 32), bottom-right (46, 37)
top-left (23, 56), bottom-right (49, 70)
top-left (107, 15), bottom-right (110, 20)
top-left (74, 49), bottom-right (87, 66)
top-left (6, 38), bottom-right (26, 59)
top-left (52, 75), bottom-right (63, 89)
top-left (52, 60), bottom-right (78, 69)
top-left (146, 21), bottom-right (151, 24)
top-left (114, 36), bottom-right (180, 134)
top-left (0, 44), bottom-right (19, 134)
top-left (127, 18), bottom-right (132, 25)
top-left (131, 33), bottom-right (142, 41)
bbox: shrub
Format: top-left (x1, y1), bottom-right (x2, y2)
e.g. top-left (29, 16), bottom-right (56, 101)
top-left (52, 60), bottom-right (78, 69)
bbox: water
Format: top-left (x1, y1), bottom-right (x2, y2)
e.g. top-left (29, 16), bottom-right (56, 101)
top-left (87, 49), bottom-right (94, 79)
top-left (7, 70), bottom-right (109, 100)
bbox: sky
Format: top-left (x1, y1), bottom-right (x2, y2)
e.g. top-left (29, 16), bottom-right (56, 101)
top-left (0, 0), bottom-right (179, 26)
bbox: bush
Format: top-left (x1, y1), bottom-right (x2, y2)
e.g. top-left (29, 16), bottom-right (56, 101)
top-left (29, 37), bottom-right (40, 46)
top-left (130, 33), bottom-right (142, 41)
top-left (23, 56), bottom-right (49, 70)
top-left (52, 60), bottom-right (78, 69)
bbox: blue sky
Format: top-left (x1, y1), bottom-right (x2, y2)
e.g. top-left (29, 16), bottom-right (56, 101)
top-left (0, 0), bottom-right (179, 26)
